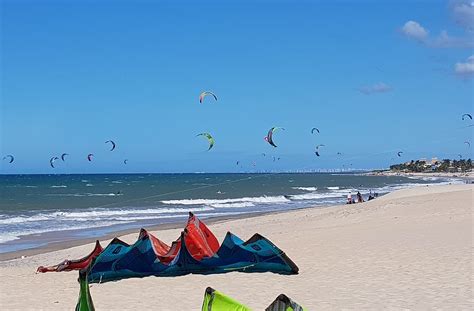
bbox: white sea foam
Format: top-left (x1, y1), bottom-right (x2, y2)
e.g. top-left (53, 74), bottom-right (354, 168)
top-left (292, 187), bottom-right (318, 191)
top-left (161, 196), bottom-right (290, 206)
top-left (330, 188), bottom-right (357, 195)
top-left (327, 186), bottom-right (340, 190)
top-left (0, 233), bottom-right (20, 243)
top-left (289, 192), bottom-right (345, 200)
top-left (50, 185), bottom-right (67, 188)
top-left (209, 202), bottom-right (255, 208)
top-left (113, 214), bottom-right (185, 222)
top-left (112, 211), bottom-right (242, 222)
top-left (0, 215), bottom-right (51, 225)
top-left (53, 206), bottom-right (213, 218)
top-left (0, 221), bottom-right (128, 244)
top-left (0, 207), bottom-right (213, 226)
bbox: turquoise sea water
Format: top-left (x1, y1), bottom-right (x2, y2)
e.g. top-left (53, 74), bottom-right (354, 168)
top-left (0, 173), bottom-right (456, 253)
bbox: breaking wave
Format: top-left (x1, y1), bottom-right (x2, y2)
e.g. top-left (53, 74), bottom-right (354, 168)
top-left (292, 187), bottom-right (317, 191)
top-left (209, 202), bottom-right (256, 208)
top-left (161, 196), bottom-right (290, 206)
top-left (288, 192), bottom-right (345, 200)
top-left (0, 221), bottom-right (129, 244)
top-left (0, 207), bottom-right (213, 225)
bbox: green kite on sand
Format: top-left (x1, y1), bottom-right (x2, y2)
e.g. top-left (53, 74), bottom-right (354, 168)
top-left (202, 287), bottom-right (251, 311)
top-left (75, 269), bottom-right (94, 311)
top-left (202, 287), bottom-right (306, 311)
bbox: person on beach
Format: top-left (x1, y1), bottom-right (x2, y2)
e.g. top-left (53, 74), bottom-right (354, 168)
top-left (357, 191), bottom-right (364, 203)
top-left (347, 193), bottom-right (353, 204)
top-left (368, 190), bottom-right (374, 201)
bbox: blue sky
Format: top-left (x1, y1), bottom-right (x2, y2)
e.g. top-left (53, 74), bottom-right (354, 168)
top-left (1, 0), bottom-right (473, 174)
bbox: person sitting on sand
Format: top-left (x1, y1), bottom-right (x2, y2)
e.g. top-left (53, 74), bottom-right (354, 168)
top-left (347, 193), bottom-right (353, 204)
top-left (357, 191), bottom-right (364, 203)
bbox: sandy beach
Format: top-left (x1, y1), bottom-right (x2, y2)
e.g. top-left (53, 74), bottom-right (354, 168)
top-left (0, 183), bottom-right (472, 310)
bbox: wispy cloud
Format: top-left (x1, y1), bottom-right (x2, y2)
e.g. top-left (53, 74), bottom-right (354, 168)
top-left (431, 30), bottom-right (474, 48)
top-left (450, 0), bottom-right (474, 32)
top-left (454, 55), bottom-right (474, 77)
top-left (400, 20), bottom-right (473, 48)
top-left (401, 1), bottom-right (474, 49)
top-left (358, 82), bottom-right (392, 95)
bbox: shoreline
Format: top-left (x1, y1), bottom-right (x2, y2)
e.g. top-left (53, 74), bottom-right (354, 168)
top-left (0, 209), bottom-right (287, 262)
top-left (0, 174), bottom-right (466, 261)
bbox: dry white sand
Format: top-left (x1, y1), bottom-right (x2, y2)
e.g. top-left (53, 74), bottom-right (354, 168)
top-left (0, 184), bottom-right (472, 310)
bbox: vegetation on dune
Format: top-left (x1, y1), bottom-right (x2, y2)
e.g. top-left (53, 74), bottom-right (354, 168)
top-left (390, 159), bottom-right (473, 173)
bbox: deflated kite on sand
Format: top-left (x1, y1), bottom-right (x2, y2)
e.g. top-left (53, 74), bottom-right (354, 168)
top-left (201, 287), bottom-right (306, 310)
top-left (37, 240), bottom-right (103, 273)
top-left (37, 212), bottom-right (298, 282)
top-left (86, 213), bottom-right (298, 282)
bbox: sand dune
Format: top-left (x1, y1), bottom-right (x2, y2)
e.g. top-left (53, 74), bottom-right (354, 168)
top-left (0, 184), bottom-right (472, 310)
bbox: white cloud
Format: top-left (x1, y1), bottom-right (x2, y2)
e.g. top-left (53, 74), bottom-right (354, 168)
top-left (430, 30), bottom-right (474, 48)
top-left (359, 83), bottom-right (393, 95)
top-left (451, 0), bottom-right (474, 32)
top-left (401, 21), bottom-right (429, 41)
top-left (454, 55), bottom-right (474, 76)
top-left (401, 17), bottom-right (473, 49)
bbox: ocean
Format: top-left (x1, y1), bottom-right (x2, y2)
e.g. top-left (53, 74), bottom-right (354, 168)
top-left (0, 173), bottom-right (459, 253)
